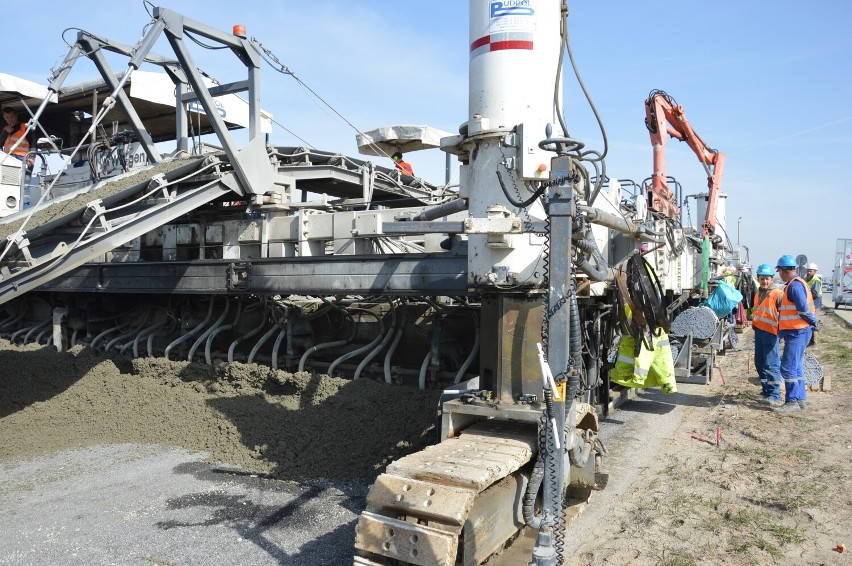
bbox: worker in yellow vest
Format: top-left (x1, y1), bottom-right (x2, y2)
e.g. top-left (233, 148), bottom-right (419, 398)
top-left (751, 263), bottom-right (782, 406)
top-left (720, 266), bottom-right (738, 287)
top-left (804, 262), bottom-right (823, 309)
top-left (773, 255), bottom-right (817, 413)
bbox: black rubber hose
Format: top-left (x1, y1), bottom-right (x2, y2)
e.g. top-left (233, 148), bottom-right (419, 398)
top-left (522, 456), bottom-right (545, 528)
top-left (567, 278), bottom-right (590, 468)
top-left (575, 237), bottom-right (610, 282)
top-left (568, 279), bottom-right (582, 375)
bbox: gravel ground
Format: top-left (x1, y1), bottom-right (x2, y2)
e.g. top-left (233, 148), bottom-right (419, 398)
top-left (0, 444), bottom-right (364, 566)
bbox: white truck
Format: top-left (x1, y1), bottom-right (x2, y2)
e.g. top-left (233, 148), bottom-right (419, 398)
top-left (833, 238), bottom-right (852, 309)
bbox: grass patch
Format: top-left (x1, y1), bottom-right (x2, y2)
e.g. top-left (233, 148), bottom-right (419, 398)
top-left (727, 532), bottom-right (784, 558)
top-left (651, 543), bottom-right (698, 566)
top-left (788, 447), bottom-right (814, 463)
top-left (659, 550), bottom-right (697, 566)
top-left (766, 523), bottom-right (806, 545)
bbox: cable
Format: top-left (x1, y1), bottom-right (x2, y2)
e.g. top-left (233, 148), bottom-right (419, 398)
top-left (252, 40), bottom-right (388, 159)
top-left (497, 169), bottom-right (545, 209)
top-left (185, 30), bottom-right (228, 50)
top-left (559, 0), bottom-right (609, 162)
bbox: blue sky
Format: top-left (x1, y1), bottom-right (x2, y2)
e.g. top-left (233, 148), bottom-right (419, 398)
top-left (7, 1), bottom-right (851, 279)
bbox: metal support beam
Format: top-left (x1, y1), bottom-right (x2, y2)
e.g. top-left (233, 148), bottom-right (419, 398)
top-left (157, 9), bottom-right (269, 196)
top-left (37, 254), bottom-right (469, 296)
top-left (80, 38), bottom-right (160, 164)
top-left (531, 156), bottom-right (576, 563)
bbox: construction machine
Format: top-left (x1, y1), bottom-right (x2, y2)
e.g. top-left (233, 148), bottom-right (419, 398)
top-left (0, 2), bottom-right (737, 564)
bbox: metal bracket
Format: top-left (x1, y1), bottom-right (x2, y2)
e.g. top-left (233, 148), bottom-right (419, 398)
top-left (227, 262), bottom-right (251, 290)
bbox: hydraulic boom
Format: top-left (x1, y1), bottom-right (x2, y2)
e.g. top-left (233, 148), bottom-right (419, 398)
top-left (644, 89), bottom-right (726, 235)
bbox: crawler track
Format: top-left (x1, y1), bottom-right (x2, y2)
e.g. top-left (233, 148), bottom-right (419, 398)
top-left (354, 420), bottom-right (538, 566)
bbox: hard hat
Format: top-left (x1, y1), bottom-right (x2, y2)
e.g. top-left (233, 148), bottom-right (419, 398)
top-left (776, 254), bottom-right (797, 269)
top-left (756, 263), bottom-right (774, 276)
top-left (806, 262), bottom-right (818, 271)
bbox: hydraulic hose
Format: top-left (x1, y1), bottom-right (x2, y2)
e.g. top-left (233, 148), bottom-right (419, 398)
top-left (383, 327), bottom-right (404, 384)
top-left (568, 280), bottom-right (583, 374)
top-left (248, 308), bottom-right (287, 365)
top-left (567, 278), bottom-right (590, 468)
top-left (36, 327), bottom-right (52, 345)
top-left (205, 301), bottom-right (243, 365)
top-left (227, 306), bottom-right (264, 363)
top-left (412, 198), bottom-right (467, 221)
top-left (354, 300), bottom-right (396, 380)
top-left (523, 457), bottom-right (545, 529)
top-left (188, 299), bottom-right (231, 362)
top-left (574, 237), bottom-right (610, 282)
top-left (130, 319), bottom-right (168, 357)
top-left (18, 321), bottom-right (50, 344)
top-left (298, 309), bottom-right (356, 372)
top-left (418, 351), bottom-right (433, 391)
top-left (328, 308), bottom-right (383, 376)
top-left (89, 324), bottom-right (123, 350)
top-left (164, 298), bottom-right (215, 360)
top-left (453, 324), bottom-right (480, 384)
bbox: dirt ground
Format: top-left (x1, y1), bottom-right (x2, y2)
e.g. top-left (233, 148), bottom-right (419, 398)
top-left (569, 310), bottom-right (852, 566)
top-left (1, 311), bottom-right (849, 566)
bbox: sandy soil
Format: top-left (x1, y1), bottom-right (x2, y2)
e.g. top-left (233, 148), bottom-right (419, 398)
top-left (569, 310), bottom-right (852, 566)
top-left (0, 345), bottom-right (441, 482)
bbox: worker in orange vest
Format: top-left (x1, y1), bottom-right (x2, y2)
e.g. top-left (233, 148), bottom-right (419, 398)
top-left (751, 263), bottom-right (782, 406)
top-left (391, 151), bottom-right (414, 176)
top-left (773, 254), bottom-right (817, 413)
top-left (2, 107), bottom-right (35, 170)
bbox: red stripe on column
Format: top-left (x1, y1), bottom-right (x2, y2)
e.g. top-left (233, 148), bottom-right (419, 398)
top-left (490, 40), bottom-right (534, 51)
top-left (470, 35), bottom-right (491, 51)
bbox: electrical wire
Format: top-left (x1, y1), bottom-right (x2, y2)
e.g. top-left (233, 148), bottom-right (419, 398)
top-left (252, 40), bottom-right (390, 160)
top-left (559, 0), bottom-right (609, 162)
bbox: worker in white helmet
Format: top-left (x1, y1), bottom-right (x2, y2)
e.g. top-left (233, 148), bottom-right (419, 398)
top-left (804, 262), bottom-right (822, 309)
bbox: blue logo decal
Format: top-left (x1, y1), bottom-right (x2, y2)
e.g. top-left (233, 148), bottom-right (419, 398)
top-left (491, 0), bottom-right (534, 18)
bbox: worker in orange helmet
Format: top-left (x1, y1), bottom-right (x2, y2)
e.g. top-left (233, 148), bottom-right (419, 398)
top-left (391, 151), bottom-right (414, 176)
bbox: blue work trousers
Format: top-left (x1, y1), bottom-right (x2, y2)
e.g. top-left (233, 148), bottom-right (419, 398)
top-left (780, 327), bottom-right (812, 402)
top-left (753, 328), bottom-right (781, 401)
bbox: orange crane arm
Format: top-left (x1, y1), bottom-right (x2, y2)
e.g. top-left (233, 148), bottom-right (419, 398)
top-left (644, 89), bottom-right (725, 235)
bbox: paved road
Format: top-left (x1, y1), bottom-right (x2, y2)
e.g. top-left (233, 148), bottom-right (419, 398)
top-left (0, 385), bottom-right (707, 566)
top-left (826, 298), bottom-right (852, 328)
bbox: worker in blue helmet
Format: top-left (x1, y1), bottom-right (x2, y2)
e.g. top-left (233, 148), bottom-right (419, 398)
top-left (773, 254), bottom-right (817, 413)
top-left (751, 263), bottom-right (782, 406)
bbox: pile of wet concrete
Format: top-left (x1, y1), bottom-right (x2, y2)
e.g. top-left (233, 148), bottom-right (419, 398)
top-left (0, 339), bottom-right (441, 482)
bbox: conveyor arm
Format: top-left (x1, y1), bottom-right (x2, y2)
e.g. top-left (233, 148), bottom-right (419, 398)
top-left (0, 159), bottom-right (233, 306)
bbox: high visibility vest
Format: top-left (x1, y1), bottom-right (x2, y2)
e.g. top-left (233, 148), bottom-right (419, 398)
top-left (3, 123), bottom-right (30, 158)
top-left (721, 273), bottom-right (737, 287)
top-left (807, 275), bottom-right (822, 295)
top-left (778, 277), bottom-right (815, 331)
top-left (396, 160), bottom-right (414, 176)
top-left (752, 288), bottom-right (782, 335)
top-left (612, 327), bottom-right (677, 393)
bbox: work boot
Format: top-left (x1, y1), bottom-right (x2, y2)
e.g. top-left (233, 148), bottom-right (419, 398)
top-left (759, 398), bottom-right (783, 408)
top-left (773, 401), bottom-right (805, 413)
